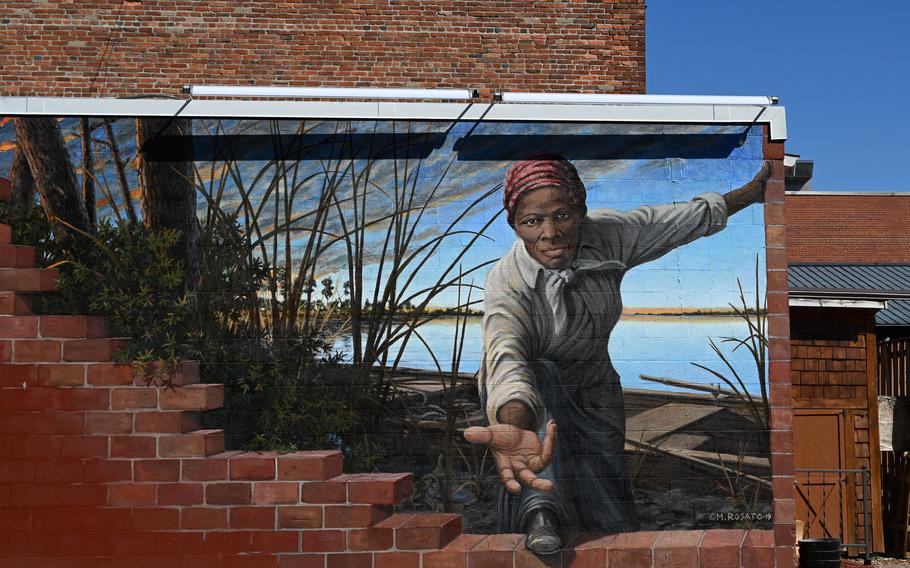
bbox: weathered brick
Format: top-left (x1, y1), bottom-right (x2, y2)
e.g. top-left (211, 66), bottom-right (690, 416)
top-left (0, 292), bottom-right (32, 315)
top-left (302, 480), bottom-right (346, 503)
top-left (134, 459), bottom-right (181, 481)
top-left (394, 513), bottom-right (462, 550)
top-left (110, 434), bottom-right (156, 457)
top-left (157, 482), bottom-right (204, 505)
top-left (229, 506), bottom-right (276, 529)
top-left (180, 507), bottom-right (228, 530)
top-left (206, 482), bottom-right (252, 505)
top-left (340, 472), bottom-right (413, 505)
top-left (0, 315), bottom-right (37, 337)
top-left (323, 504), bottom-right (390, 528)
top-left (62, 338), bottom-right (127, 362)
top-left (159, 383), bottom-right (224, 410)
top-left (182, 455), bottom-right (231, 481)
top-left (159, 429), bottom-right (224, 457)
top-left (277, 450), bottom-right (343, 481)
top-left (0, 3), bottom-right (645, 101)
top-left (0, 268), bottom-right (58, 292)
top-left (38, 316), bottom-right (108, 338)
top-left (108, 483), bottom-right (156, 506)
top-left (254, 481), bottom-right (300, 504)
top-left (278, 505), bottom-right (323, 529)
top-left (85, 411), bottom-right (133, 434)
top-left (134, 410), bottom-right (200, 433)
top-left (87, 363), bottom-right (136, 385)
top-left (36, 364), bottom-right (85, 386)
top-left (230, 451), bottom-right (278, 480)
top-left (609, 531), bottom-right (659, 567)
top-left (300, 530), bottom-right (346, 552)
top-left (0, 245), bottom-right (35, 268)
top-left (111, 387), bottom-right (158, 409)
top-left (13, 339), bottom-right (61, 362)
top-left (652, 530), bottom-right (702, 568)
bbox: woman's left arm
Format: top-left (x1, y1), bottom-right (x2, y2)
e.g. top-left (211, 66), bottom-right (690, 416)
top-left (723, 161), bottom-right (771, 216)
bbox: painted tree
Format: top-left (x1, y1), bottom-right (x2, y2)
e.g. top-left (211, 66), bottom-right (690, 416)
top-left (11, 117), bottom-right (92, 236)
top-left (8, 146), bottom-right (34, 216)
top-left (136, 117), bottom-right (200, 288)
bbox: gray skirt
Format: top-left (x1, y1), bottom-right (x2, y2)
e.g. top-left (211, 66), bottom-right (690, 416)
top-left (482, 359), bottom-right (639, 533)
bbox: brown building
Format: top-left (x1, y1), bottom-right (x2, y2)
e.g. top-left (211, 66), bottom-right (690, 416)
top-left (787, 186), bottom-right (910, 557)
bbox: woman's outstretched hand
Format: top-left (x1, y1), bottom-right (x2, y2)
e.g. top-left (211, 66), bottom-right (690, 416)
top-left (724, 160), bottom-right (772, 215)
top-left (463, 420), bottom-right (557, 494)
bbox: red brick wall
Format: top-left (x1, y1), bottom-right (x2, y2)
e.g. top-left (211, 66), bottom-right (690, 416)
top-left (764, 136), bottom-right (797, 567)
top-left (786, 194), bottom-right (910, 263)
top-left (0, 1), bottom-right (645, 98)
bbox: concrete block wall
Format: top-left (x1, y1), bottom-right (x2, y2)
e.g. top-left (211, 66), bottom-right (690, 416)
top-left (0, 128), bottom-right (791, 565)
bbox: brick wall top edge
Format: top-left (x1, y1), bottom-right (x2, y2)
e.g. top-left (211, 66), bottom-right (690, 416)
top-left (0, 1), bottom-right (646, 98)
top-left (786, 194), bottom-right (910, 263)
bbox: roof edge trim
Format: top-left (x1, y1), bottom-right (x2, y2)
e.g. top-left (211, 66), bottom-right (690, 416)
top-left (0, 97), bottom-right (788, 141)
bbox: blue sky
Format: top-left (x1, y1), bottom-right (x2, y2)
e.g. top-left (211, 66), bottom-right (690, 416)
top-left (648, 0), bottom-right (910, 192)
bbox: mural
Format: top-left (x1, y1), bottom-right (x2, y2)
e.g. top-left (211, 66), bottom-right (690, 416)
top-left (0, 116), bottom-right (771, 553)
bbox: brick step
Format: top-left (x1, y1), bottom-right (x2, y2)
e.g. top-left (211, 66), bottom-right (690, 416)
top-left (3, 337), bottom-right (128, 363)
top-left (158, 429), bottom-right (225, 458)
top-left (0, 529), bottom-right (303, 558)
top-left (0, 315), bottom-right (108, 338)
top-left (0, 361), bottom-right (199, 388)
top-left (372, 513), bottom-right (463, 552)
top-left (0, 244), bottom-right (37, 268)
top-left (0, 291), bottom-right (31, 314)
top-left (303, 472), bottom-right (413, 505)
top-left (0, 224), bottom-right (11, 245)
top-left (0, 420), bottom-right (224, 457)
top-left (0, 267), bottom-right (58, 291)
top-left (81, 383), bottom-right (223, 412)
top-left (420, 529), bottom-right (773, 568)
top-left (96, 361), bottom-right (201, 387)
top-left (85, 410), bottom-right (202, 435)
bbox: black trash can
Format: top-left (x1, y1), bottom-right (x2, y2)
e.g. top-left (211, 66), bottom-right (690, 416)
top-left (798, 539), bottom-right (841, 568)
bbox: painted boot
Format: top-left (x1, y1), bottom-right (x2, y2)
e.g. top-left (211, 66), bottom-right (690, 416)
top-left (524, 509), bottom-right (562, 555)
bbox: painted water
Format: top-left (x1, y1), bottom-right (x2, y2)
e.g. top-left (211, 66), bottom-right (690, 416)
top-left (333, 314), bottom-right (764, 392)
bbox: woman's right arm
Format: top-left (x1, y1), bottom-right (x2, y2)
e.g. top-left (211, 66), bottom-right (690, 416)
top-left (497, 400), bottom-right (536, 432)
top-left (481, 268), bottom-right (543, 429)
top-left (468, 264), bottom-right (557, 493)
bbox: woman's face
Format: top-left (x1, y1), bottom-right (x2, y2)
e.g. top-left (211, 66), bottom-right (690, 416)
top-left (512, 186), bottom-right (583, 269)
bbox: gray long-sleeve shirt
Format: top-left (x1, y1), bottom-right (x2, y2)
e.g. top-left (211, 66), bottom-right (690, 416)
top-left (480, 192), bottom-right (729, 427)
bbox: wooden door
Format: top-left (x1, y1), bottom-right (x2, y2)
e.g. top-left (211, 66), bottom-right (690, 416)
top-left (794, 410), bottom-right (856, 543)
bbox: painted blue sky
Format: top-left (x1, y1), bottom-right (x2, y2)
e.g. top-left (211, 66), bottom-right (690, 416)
top-left (0, 118), bottom-right (766, 309)
top-left (648, 0), bottom-right (910, 192)
top-left (0, 119), bottom-right (764, 308)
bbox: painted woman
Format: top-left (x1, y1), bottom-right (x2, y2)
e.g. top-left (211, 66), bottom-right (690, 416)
top-left (465, 152), bottom-right (769, 554)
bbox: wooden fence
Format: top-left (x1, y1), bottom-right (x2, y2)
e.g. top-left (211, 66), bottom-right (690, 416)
top-left (878, 337), bottom-right (910, 556)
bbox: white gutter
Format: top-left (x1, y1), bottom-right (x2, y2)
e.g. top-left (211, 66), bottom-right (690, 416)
top-left (786, 191), bottom-right (910, 196)
top-left (500, 93), bottom-right (778, 106)
top-left (0, 96), bottom-right (788, 141)
top-left (789, 298), bottom-right (888, 310)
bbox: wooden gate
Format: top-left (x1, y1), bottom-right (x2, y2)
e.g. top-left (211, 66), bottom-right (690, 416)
top-left (879, 337), bottom-right (910, 556)
top-left (794, 410), bottom-right (856, 543)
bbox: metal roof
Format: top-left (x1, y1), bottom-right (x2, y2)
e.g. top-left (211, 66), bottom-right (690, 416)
top-left (789, 264), bottom-right (910, 326)
top-left (878, 299), bottom-right (910, 327)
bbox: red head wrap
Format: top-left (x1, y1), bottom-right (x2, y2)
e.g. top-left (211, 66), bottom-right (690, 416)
top-left (503, 152), bottom-right (587, 226)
